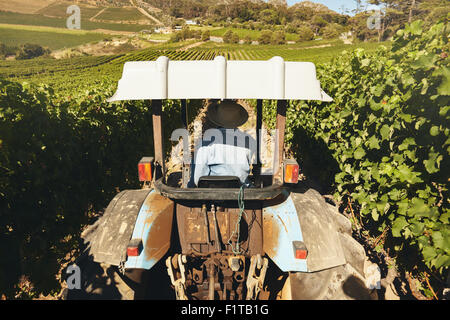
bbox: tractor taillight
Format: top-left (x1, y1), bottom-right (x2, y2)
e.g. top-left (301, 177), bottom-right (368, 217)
top-left (284, 159), bottom-right (299, 184)
top-left (138, 157), bottom-right (154, 182)
top-left (127, 238), bottom-right (143, 257)
top-left (293, 241), bottom-right (308, 259)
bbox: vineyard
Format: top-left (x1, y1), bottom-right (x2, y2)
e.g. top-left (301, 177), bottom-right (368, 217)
top-left (0, 24), bottom-right (108, 50)
top-left (0, 20), bottom-right (448, 299)
top-left (0, 39), bottom-right (386, 96)
top-left (0, 11), bottom-right (153, 33)
top-left (262, 20), bottom-right (449, 298)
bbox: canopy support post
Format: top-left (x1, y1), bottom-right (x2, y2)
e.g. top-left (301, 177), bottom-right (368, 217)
top-left (152, 99), bottom-right (165, 181)
top-left (181, 99), bottom-right (191, 188)
top-left (273, 100), bottom-right (286, 185)
top-left (252, 99), bottom-right (263, 186)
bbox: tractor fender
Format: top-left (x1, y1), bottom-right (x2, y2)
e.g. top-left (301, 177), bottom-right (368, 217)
top-left (82, 189), bottom-right (174, 271)
top-left (125, 190), bottom-right (174, 270)
top-left (263, 189), bottom-right (346, 273)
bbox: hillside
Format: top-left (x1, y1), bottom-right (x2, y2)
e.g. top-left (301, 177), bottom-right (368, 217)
top-left (291, 0), bottom-right (337, 14)
top-left (0, 0), bottom-right (55, 14)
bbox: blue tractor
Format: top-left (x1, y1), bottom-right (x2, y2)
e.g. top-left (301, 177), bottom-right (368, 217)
top-left (69, 56), bottom-right (380, 300)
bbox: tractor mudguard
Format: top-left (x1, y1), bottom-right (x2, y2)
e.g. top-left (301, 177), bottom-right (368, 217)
top-left (263, 189), bottom-right (346, 273)
top-left (82, 189), bottom-right (174, 270)
top-left (124, 190), bottom-right (174, 270)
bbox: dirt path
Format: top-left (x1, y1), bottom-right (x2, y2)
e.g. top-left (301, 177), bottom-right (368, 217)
top-left (130, 0), bottom-right (164, 26)
top-left (286, 44), bottom-right (332, 50)
top-left (90, 7), bottom-right (107, 21)
top-left (179, 41), bottom-right (204, 51)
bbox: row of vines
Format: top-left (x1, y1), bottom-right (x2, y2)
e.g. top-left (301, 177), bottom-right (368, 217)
top-left (0, 78), bottom-right (202, 298)
top-left (113, 47), bottom-right (341, 64)
top-left (263, 20), bottom-right (449, 297)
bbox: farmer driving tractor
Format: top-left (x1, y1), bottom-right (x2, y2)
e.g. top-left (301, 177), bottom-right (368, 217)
top-left (192, 100), bottom-right (255, 187)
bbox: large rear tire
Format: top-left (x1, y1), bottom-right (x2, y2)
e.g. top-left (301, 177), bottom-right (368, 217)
top-left (62, 250), bottom-right (144, 300)
top-left (280, 189), bottom-right (379, 300)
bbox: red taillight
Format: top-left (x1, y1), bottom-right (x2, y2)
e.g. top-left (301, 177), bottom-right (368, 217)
top-left (127, 246), bottom-right (140, 257)
top-left (138, 157), bottom-right (154, 182)
top-left (127, 239), bottom-right (143, 257)
top-left (293, 241), bottom-right (308, 259)
top-left (295, 249), bottom-right (308, 259)
top-left (284, 159), bottom-right (299, 184)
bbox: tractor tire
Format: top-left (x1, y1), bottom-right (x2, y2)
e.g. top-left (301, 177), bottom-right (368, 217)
top-left (281, 189), bottom-right (380, 300)
top-left (62, 249), bottom-right (144, 300)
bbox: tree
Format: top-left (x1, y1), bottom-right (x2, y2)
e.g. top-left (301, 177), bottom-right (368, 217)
top-left (223, 29), bottom-right (234, 43)
top-left (0, 43), bottom-right (7, 58)
top-left (231, 33), bottom-right (240, 44)
top-left (16, 44), bottom-right (50, 60)
top-left (352, 0), bottom-right (366, 15)
top-left (349, 12), bottom-right (380, 41)
top-left (243, 35), bottom-right (252, 44)
top-left (297, 26), bottom-right (315, 42)
top-left (271, 30), bottom-right (286, 44)
top-left (259, 9), bottom-right (280, 25)
top-left (169, 32), bottom-right (182, 43)
top-left (285, 22), bottom-right (298, 33)
top-left (408, 0), bottom-right (416, 23)
top-left (368, 0), bottom-right (426, 41)
top-left (192, 30), bottom-right (202, 39)
top-left (321, 23), bottom-right (344, 39)
top-left (171, 18), bottom-right (185, 28)
top-left (311, 15), bottom-right (328, 35)
top-left (201, 30), bottom-right (210, 42)
top-left (180, 26), bottom-right (193, 40)
top-left (258, 30), bottom-right (273, 44)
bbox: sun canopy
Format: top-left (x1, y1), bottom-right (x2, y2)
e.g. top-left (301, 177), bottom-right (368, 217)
top-left (108, 56), bottom-right (333, 102)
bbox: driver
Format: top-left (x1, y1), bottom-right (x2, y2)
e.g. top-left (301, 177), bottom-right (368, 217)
top-left (192, 100), bottom-right (255, 187)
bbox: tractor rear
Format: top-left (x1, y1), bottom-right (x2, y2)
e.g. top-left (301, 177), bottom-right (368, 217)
top-left (68, 56), bottom-right (380, 300)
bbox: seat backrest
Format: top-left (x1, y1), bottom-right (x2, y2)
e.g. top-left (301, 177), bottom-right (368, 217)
top-left (197, 176), bottom-right (241, 188)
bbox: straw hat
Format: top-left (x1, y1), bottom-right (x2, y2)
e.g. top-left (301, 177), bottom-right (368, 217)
top-left (206, 100), bottom-right (249, 128)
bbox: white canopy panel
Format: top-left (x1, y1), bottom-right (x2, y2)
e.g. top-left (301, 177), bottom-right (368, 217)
top-left (108, 56), bottom-right (333, 102)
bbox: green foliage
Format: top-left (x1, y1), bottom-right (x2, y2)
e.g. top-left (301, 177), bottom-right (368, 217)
top-left (169, 26), bottom-right (202, 43)
top-left (0, 25), bottom-right (107, 52)
top-left (16, 43), bottom-right (51, 60)
top-left (0, 11), bottom-right (154, 33)
top-left (0, 79), bottom-right (202, 297)
top-left (258, 30), bottom-right (273, 45)
top-left (222, 30), bottom-right (233, 44)
top-left (201, 30), bottom-right (210, 42)
top-left (271, 31), bottom-right (286, 45)
top-left (243, 35), bottom-right (252, 45)
top-left (266, 21), bottom-right (450, 274)
top-left (297, 26), bottom-right (315, 42)
top-left (321, 23), bottom-right (344, 40)
top-left (223, 30), bottom-right (240, 44)
top-left (0, 42), bottom-right (17, 59)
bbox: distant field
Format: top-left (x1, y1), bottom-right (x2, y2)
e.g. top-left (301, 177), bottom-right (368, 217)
top-left (0, 11), bottom-right (154, 32)
top-left (148, 33), bottom-right (172, 41)
top-left (36, 1), bottom-right (104, 19)
top-left (0, 39), bottom-right (389, 96)
top-left (96, 7), bottom-right (150, 21)
top-left (198, 39), bottom-right (343, 50)
top-left (0, 24), bottom-right (107, 50)
top-left (209, 27), bottom-right (300, 42)
top-left (193, 40), bottom-right (385, 64)
top-left (0, 0), bottom-right (54, 14)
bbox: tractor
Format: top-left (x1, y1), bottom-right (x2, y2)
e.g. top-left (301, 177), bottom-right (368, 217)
top-left (69, 56), bottom-right (380, 300)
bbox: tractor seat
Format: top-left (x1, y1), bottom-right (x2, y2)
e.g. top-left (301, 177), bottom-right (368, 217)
top-left (197, 176), bottom-right (241, 188)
